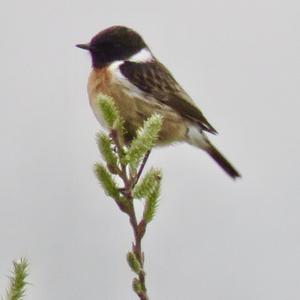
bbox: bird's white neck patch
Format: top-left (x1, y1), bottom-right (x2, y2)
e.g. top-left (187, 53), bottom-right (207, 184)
top-left (128, 48), bottom-right (153, 63)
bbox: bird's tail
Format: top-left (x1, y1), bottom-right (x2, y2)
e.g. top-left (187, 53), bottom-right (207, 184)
top-left (186, 126), bottom-right (241, 179)
top-left (206, 143), bottom-right (241, 179)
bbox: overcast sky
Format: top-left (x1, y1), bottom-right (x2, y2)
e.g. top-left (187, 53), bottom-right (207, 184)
top-left (0, 0), bottom-right (299, 299)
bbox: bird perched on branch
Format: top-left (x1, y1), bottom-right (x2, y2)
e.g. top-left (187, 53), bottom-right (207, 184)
top-left (77, 26), bottom-right (240, 179)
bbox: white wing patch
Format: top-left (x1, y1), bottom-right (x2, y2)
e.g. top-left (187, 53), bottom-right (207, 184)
top-left (107, 47), bottom-right (154, 100)
top-left (108, 59), bottom-right (154, 101)
top-left (128, 48), bottom-right (153, 63)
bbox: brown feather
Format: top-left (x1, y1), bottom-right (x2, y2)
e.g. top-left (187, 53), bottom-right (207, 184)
top-left (120, 61), bottom-right (218, 134)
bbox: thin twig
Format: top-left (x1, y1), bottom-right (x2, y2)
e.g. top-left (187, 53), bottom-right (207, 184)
top-left (133, 150), bottom-right (151, 187)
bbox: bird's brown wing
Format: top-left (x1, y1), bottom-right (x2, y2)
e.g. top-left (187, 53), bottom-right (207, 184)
top-left (120, 61), bottom-right (217, 134)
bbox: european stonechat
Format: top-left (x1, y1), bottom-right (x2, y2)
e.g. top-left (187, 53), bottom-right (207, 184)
top-left (77, 26), bottom-right (240, 179)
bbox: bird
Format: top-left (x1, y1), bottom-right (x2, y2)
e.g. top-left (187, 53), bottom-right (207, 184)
top-left (76, 26), bottom-right (241, 179)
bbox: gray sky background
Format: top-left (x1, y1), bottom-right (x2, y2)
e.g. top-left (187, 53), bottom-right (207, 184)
top-left (0, 0), bottom-right (299, 299)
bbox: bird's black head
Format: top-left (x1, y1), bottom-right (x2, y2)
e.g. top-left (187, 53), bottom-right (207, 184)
top-left (76, 26), bottom-right (147, 68)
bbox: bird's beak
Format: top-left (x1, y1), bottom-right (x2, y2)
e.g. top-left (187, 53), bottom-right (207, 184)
top-left (76, 43), bottom-right (91, 50)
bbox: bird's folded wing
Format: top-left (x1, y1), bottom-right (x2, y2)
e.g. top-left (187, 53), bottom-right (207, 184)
top-left (120, 61), bottom-right (217, 134)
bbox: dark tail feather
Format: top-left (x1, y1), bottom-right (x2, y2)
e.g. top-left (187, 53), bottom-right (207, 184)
top-left (206, 144), bottom-right (241, 179)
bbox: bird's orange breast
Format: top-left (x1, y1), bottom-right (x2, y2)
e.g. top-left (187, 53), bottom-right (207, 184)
top-left (87, 67), bottom-right (111, 103)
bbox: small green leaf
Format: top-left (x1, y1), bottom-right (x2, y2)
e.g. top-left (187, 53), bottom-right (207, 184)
top-left (113, 118), bottom-right (125, 138)
top-left (96, 94), bottom-right (120, 129)
top-left (127, 252), bottom-right (141, 274)
top-left (96, 133), bottom-right (118, 173)
top-left (5, 258), bottom-right (29, 300)
top-left (94, 163), bottom-right (119, 200)
top-left (126, 114), bottom-right (162, 167)
top-left (133, 168), bottom-right (162, 199)
top-left (143, 176), bottom-right (161, 223)
top-left (133, 168), bottom-right (162, 223)
top-left (132, 278), bottom-right (143, 295)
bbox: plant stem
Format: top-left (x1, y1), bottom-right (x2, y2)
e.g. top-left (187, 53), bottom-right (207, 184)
top-left (129, 202), bottom-right (148, 300)
top-left (111, 130), bottom-right (149, 300)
